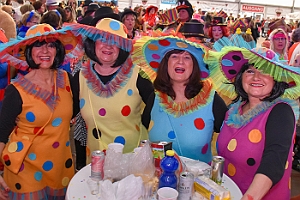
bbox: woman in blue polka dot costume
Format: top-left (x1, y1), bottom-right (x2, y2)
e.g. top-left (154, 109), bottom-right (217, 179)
top-left (0, 24), bottom-right (82, 199)
top-left (68, 18), bottom-right (154, 165)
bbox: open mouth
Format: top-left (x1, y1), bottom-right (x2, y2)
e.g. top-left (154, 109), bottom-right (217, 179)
top-left (250, 83), bottom-right (264, 87)
top-left (175, 67), bottom-right (185, 73)
top-left (102, 51), bottom-right (113, 55)
top-left (39, 56), bottom-right (51, 61)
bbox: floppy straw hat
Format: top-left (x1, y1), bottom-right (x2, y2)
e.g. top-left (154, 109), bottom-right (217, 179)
top-left (132, 36), bottom-right (210, 81)
top-left (205, 46), bottom-right (300, 100)
top-left (0, 24), bottom-right (83, 71)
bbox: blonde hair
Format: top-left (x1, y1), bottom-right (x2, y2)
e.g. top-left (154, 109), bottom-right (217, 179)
top-left (21, 11), bottom-right (41, 26)
top-left (269, 28), bottom-right (289, 59)
top-left (20, 4), bottom-right (34, 15)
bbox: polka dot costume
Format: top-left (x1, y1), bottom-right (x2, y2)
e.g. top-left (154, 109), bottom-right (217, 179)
top-left (217, 101), bottom-right (293, 199)
top-left (148, 79), bottom-right (215, 163)
top-left (79, 60), bottom-right (148, 163)
top-left (3, 70), bottom-right (74, 198)
top-left (143, 36), bottom-right (209, 79)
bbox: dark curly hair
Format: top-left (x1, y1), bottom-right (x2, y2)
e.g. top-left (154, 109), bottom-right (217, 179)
top-left (25, 39), bottom-right (65, 69)
top-left (154, 49), bottom-right (203, 100)
top-left (83, 38), bottom-right (130, 68)
top-left (233, 63), bottom-right (288, 103)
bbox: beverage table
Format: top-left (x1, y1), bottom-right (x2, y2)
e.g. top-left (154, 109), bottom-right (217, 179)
top-left (66, 159), bottom-right (243, 199)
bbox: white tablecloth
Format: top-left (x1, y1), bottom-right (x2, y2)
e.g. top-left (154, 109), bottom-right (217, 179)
top-left (66, 164), bottom-right (243, 200)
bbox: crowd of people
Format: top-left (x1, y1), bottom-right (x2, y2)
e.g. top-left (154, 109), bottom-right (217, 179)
top-left (0, 0), bottom-right (299, 199)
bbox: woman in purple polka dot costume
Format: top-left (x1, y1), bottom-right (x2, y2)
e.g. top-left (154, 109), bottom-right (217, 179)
top-left (0, 24), bottom-right (81, 199)
top-left (211, 47), bottom-right (300, 199)
top-left (69, 18), bottom-right (154, 165)
top-left (141, 36), bottom-right (228, 163)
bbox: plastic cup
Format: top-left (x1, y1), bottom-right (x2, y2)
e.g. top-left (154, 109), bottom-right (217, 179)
top-left (108, 143), bottom-right (124, 153)
top-left (87, 178), bottom-right (99, 195)
top-left (157, 187), bottom-right (178, 200)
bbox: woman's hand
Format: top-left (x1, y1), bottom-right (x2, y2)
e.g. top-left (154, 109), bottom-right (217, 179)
top-left (0, 176), bottom-right (9, 200)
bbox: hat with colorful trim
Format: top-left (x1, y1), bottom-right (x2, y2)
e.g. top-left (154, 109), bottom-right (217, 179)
top-left (68, 18), bottom-right (132, 53)
top-left (205, 46), bottom-right (300, 99)
top-left (0, 23), bottom-right (83, 71)
top-left (210, 16), bottom-right (227, 26)
top-left (133, 36), bottom-right (209, 81)
top-left (158, 8), bottom-right (178, 26)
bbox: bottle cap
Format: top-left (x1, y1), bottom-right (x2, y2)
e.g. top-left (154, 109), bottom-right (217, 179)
top-left (166, 150), bottom-right (175, 156)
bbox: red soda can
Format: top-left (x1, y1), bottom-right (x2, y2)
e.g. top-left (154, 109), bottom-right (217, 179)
top-left (91, 150), bottom-right (105, 181)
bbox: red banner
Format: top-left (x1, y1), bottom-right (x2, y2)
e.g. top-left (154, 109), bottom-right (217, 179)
top-left (241, 4), bottom-right (265, 13)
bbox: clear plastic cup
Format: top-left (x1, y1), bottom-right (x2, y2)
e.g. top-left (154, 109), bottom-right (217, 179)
top-left (157, 187), bottom-right (178, 200)
top-left (108, 143), bottom-right (124, 153)
top-left (87, 177), bottom-right (99, 195)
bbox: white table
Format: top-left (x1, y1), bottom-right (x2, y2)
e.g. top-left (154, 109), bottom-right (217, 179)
top-left (66, 164), bottom-right (243, 200)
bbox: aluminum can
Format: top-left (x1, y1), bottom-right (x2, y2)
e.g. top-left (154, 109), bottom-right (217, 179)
top-left (139, 140), bottom-right (149, 147)
top-left (178, 171), bottom-right (194, 200)
top-left (210, 156), bottom-right (225, 185)
top-left (91, 150), bottom-right (105, 181)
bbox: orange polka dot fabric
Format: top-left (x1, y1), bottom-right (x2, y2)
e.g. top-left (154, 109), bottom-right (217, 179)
top-left (217, 100), bottom-right (294, 199)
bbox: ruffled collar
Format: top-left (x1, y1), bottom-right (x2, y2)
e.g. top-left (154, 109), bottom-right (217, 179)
top-left (81, 58), bottom-right (134, 98)
top-left (156, 79), bottom-right (214, 117)
top-left (226, 98), bottom-right (299, 128)
top-left (12, 69), bottom-right (65, 111)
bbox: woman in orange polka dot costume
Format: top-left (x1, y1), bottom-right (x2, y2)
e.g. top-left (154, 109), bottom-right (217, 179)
top-left (69, 18), bottom-right (154, 164)
top-left (0, 24), bottom-right (83, 199)
top-left (207, 47), bottom-right (300, 199)
top-left (140, 36), bottom-right (228, 163)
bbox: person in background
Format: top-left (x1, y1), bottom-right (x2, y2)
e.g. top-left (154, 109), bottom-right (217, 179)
top-left (142, 5), bottom-right (158, 32)
top-left (32, 0), bottom-right (45, 16)
top-left (69, 18), bottom-right (153, 165)
top-left (139, 36), bottom-right (227, 162)
top-left (207, 16), bottom-right (229, 43)
top-left (0, 23), bottom-right (82, 200)
top-left (40, 10), bottom-right (62, 29)
top-left (121, 8), bottom-right (140, 39)
top-left (67, 0), bottom-right (77, 11)
top-left (20, 3), bottom-right (34, 15)
top-left (269, 28), bottom-right (289, 60)
top-left (45, 0), bottom-right (58, 11)
top-left (64, 6), bottom-right (77, 23)
top-left (18, 11), bottom-right (41, 38)
top-left (207, 46), bottom-right (300, 200)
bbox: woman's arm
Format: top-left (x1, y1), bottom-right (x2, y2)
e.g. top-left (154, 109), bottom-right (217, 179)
top-left (242, 103), bottom-right (295, 200)
top-left (141, 91), bottom-right (155, 129)
top-left (212, 93), bottom-right (228, 133)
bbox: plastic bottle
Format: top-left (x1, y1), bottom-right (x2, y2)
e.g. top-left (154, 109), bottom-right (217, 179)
top-left (159, 150), bottom-right (179, 189)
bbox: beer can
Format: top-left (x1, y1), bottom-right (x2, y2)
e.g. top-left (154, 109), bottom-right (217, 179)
top-left (210, 156), bottom-right (225, 185)
top-left (178, 171), bottom-right (194, 200)
top-left (91, 150), bottom-right (105, 181)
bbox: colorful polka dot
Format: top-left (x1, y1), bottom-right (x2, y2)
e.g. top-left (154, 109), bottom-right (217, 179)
top-left (66, 141), bottom-right (70, 147)
top-left (34, 127), bottom-right (44, 135)
top-left (221, 59), bottom-right (234, 67)
top-left (201, 143), bottom-right (208, 154)
top-left (29, 153), bottom-right (36, 160)
top-left (16, 141), bottom-right (24, 152)
top-left (121, 105), bottom-right (131, 116)
top-left (26, 112), bottom-right (35, 122)
top-left (19, 163), bottom-right (24, 172)
top-left (15, 183), bottom-right (21, 190)
top-left (200, 71), bottom-right (209, 79)
top-left (34, 171), bottom-right (42, 181)
top-left (114, 136), bottom-right (125, 145)
top-left (92, 128), bottom-right (101, 139)
top-left (65, 158), bottom-right (73, 168)
top-left (44, 26), bottom-right (51, 32)
top-left (109, 21), bottom-right (120, 31)
top-left (248, 129), bottom-right (262, 143)
top-left (194, 118), bottom-right (205, 130)
top-left (62, 177), bottom-right (70, 186)
top-left (52, 117), bottom-right (62, 127)
top-left (98, 108), bottom-right (106, 116)
top-left (127, 89), bottom-right (133, 96)
top-left (80, 98), bottom-right (85, 109)
top-left (148, 44), bottom-right (159, 51)
top-left (176, 42), bottom-right (188, 48)
top-left (149, 61), bottom-right (160, 68)
top-left (52, 142), bottom-right (59, 148)
top-left (168, 131), bottom-right (176, 139)
top-left (227, 163), bottom-right (236, 176)
top-left (3, 155), bottom-right (9, 162)
top-left (227, 139), bottom-right (237, 152)
top-left (8, 142), bottom-right (17, 153)
top-left (152, 54), bottom-right (160, 60)
top-left (159, 39), bottom-right (171, 46)
top-left (232, 55), bottom-right (242, 61)
top-left (246, 158), bottom-right (256, 166)
top-left (42, 161), bottom-right (53, 171)
top-left (66, 85), bottom-right (71, 92)
top-left (64, 44), bottom-right (74, 51)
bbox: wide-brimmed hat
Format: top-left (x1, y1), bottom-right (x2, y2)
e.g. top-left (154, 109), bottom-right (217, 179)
top-left (269, 18), bottom-right (291, 32)
top-left (84, 3), bottom-right (100, 17)
top-left (145, 5), bottom-right (158, 15)
top-left (133, 36), bottom-right (210, 80)
top-left (83, 0), bottom-right (93, 7)
top-left (69, 18), bottom-right (132, 53)
top-left (0, 24), bottom-right (83, 70)
top-left (180, 20), bottom-right (206, 38)
top-left (120, 8), bottom-right (137, 21)
top-left (205, 46), bottom-right (300, 99)
top-left (158, 8), bottom-right (178, 26)
top-left (45, 0), bottom-right (59, 6)
top-left (90, 6), bottom-right (120, 26)
top-left (210, 16), bottom-right (227, 26)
